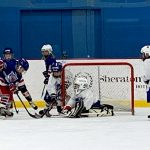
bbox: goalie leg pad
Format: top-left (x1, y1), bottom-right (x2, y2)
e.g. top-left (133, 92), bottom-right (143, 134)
top-left (69, 100), bottom-right (84, 118)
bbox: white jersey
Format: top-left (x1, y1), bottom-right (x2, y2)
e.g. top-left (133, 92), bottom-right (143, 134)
top-left (66, 89), bottom-right (97, 110)
top-left (46, 75), bottom-right (61, 97)
top-left (142, 59), bottom-right (150, 81)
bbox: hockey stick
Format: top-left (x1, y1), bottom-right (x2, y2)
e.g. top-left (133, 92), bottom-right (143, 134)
top-left (13, 100), bottom-right (19, 114)
top-left (40, 100), bottom-right (56, 118)
top-left (41, 84), bottom-right (46, 98)
top-left (16, 93), bottom-right (40, 119)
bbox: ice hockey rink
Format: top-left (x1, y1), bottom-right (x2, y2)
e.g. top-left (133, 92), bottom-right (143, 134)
top-left (0, 108), bottom-right (150, 150)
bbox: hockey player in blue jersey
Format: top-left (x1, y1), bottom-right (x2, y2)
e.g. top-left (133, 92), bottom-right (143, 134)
top-left (41, 44), bottom-right (56, 85)
top-left (2, 47), bottom-right (17, 66)
top-left (0, 58), bottom-right (38, 117)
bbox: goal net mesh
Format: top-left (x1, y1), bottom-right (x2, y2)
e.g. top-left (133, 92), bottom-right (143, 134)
top-left (61, 62), bottom-right (134, 115)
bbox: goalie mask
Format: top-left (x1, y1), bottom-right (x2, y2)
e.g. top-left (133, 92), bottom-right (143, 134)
top-left (74, 77), bottom-right (89, 94)
top-left (141, 45), bottom-right (150, 61)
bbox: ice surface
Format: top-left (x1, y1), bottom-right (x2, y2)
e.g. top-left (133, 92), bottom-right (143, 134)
top-left (0, 108), bottom-right (150, 150)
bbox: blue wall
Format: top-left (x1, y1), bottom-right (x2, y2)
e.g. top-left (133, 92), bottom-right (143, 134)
top-left (0, 0), bottom-right (150, 59)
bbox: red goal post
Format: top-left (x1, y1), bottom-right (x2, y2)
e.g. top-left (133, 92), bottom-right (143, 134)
top-left (61, 62), bottom-right (135, 115)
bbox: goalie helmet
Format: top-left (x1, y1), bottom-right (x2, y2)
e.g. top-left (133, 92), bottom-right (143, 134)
top-left (74, 77), bottom-right (89, 94)
top-left (51, 62), bottom-right (62, 72)
top-left (41, 44), bottom-right (53, 54)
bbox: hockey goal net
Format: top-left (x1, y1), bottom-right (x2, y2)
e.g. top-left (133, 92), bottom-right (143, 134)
top-left (61, 62), bottom-right (135, 115)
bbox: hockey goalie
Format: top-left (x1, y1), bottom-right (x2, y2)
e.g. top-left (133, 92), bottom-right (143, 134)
top-left (63, 76), bottom-right (114, 118)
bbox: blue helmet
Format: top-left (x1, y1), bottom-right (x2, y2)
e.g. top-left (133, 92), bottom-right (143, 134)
top-left (51, 62), bottom-right (62, 72)
top-left (18, 58), bottom-right (29, 71)
top-left (3, 48), bottom-right (13, 54)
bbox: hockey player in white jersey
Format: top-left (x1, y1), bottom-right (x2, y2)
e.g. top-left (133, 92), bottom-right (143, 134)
top-left (39, 62), bottom-right (63, 117)
top-left (141, 45), bottom-right (150, 118)
top-left (63, 76), bottom-right (97, 118)
top-left (63, 76), bottom-right (114, 118)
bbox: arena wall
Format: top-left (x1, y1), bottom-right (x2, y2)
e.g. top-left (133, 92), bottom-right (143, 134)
top-left (0, 1), bottom-right (150, 59)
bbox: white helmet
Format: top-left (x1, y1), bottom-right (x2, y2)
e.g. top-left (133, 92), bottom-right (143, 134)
top-left (74, 77), bottom-right (88, 94)
top-left (141, 45), bottom-right (150, 55)
top-left (41, 44), bottom-right (53, 54)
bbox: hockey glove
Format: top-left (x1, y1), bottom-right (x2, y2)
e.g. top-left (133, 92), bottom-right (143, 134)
top-left (44, 78), bottom-right (49, 84)
top-left (9, 83), bottom-right (17, 93)
top-left (43, 71), bottom-right (50, 78)
top-left (63, 105), bottom-right (72, 114)
top-left (144, 80), bottom-right (149, 85)
top-left (142, 76), bottom-right (150, 84)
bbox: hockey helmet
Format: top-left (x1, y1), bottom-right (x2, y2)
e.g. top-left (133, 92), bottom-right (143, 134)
top-left (3, 48), bottom-right (13, 54)
top-left (41, 44), bottom-right (53, 54)
top-left (141, 45), bottom-right (150, 55)
top-left (51, 62), bottom-right (62, 72)
top-left (17, 58), bottom-right (29, 72)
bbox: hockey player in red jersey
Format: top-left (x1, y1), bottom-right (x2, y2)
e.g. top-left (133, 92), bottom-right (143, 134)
top-left (0, 58), bottom-right (38, 117)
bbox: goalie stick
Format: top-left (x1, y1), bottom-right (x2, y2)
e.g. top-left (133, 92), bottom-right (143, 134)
top-left (16, 93), bottom-right (40, 119)
top-left (80, 108), bottom-right (114, 117)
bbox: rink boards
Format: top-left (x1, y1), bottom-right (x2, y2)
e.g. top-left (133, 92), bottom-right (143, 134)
top-left (12, 59), bottom-right (149, 108)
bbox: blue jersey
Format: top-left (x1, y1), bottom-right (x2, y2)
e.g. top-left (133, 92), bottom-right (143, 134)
top-left (44, 55), bottom-right (56, 72)
top-left (3, 58), bottom-right (17, 74)
top-left (0, 59), bottom-right (23, 86)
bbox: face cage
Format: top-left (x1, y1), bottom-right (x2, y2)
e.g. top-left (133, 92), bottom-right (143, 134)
top-left (3, 53), bottom-right (13, 60)
top-left (52, 71), bottom-right (61, 78)
top-left (41, 50), bottom-right (51, 56)
top-left (141, 53), bottom-right (150, 61)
